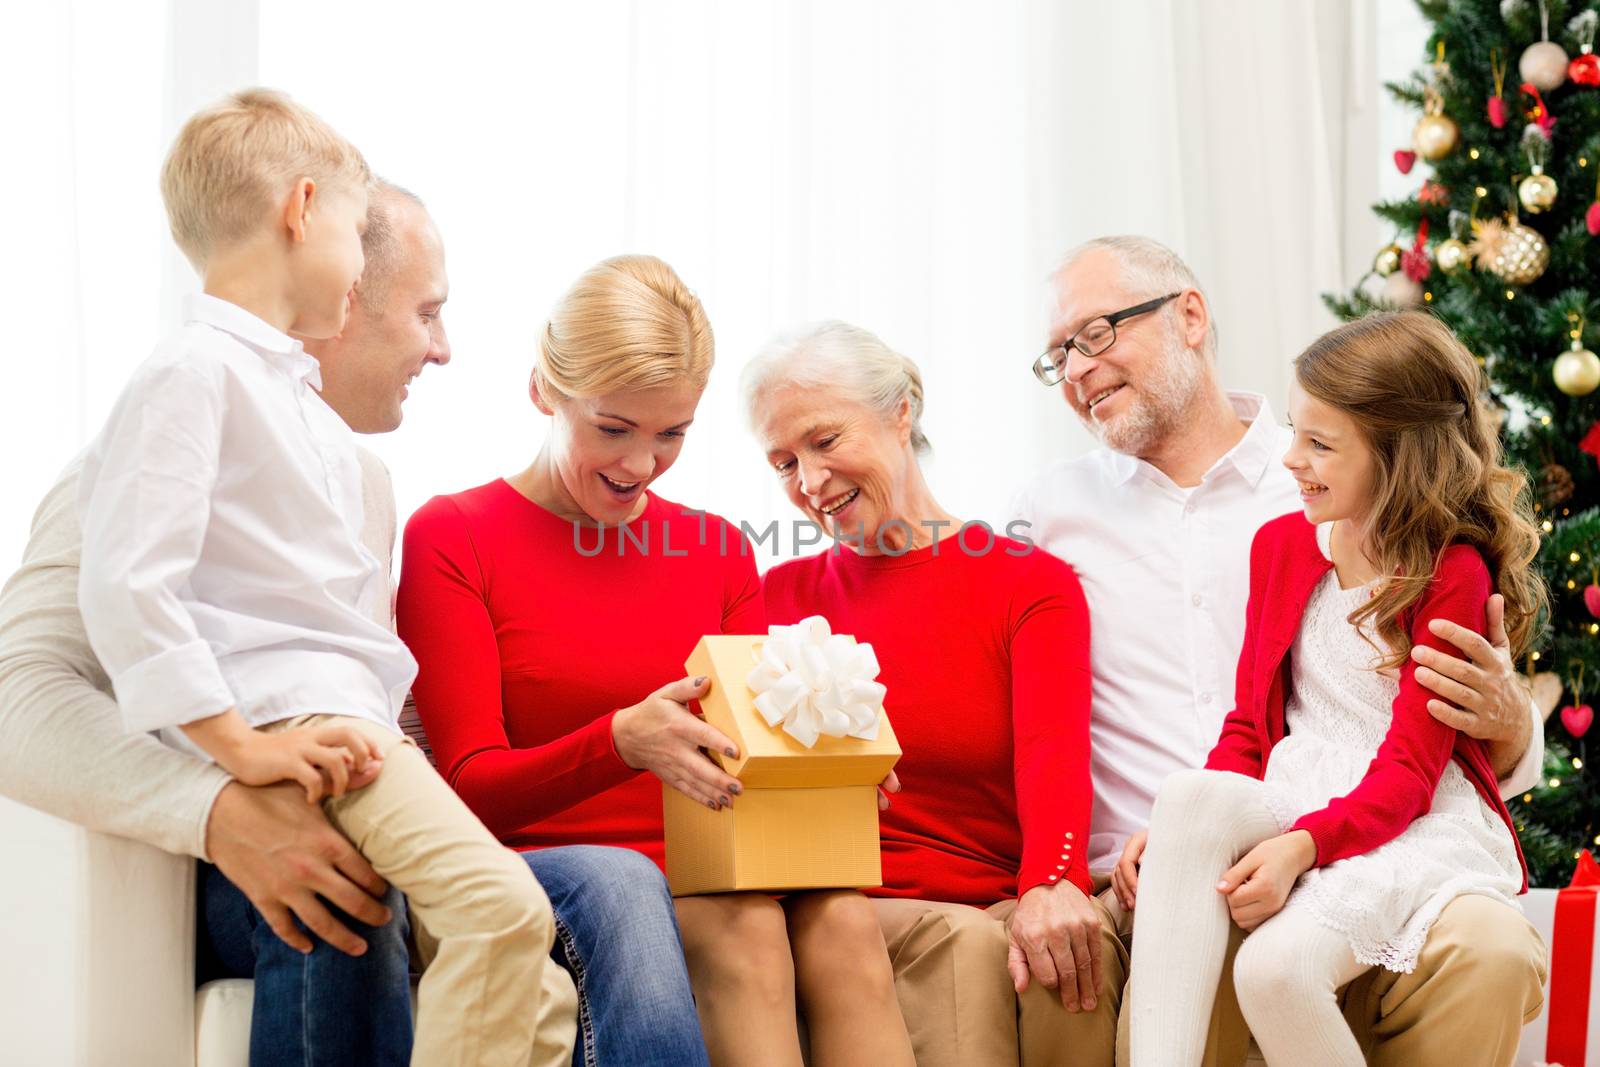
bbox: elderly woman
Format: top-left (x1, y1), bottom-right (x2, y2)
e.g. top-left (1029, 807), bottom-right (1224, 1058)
top-left (398, 257), bottom-right (914, 1067)
top-left (744, 322), bottom-right (1116, 1066)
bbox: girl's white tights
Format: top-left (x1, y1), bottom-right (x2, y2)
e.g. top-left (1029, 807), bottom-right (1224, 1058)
top-left (1128, 769), bottom-right (1369, 1067)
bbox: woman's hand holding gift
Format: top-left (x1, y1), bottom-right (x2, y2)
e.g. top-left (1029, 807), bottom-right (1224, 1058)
top-left (877, 769), bottom-right (901, 810)
top-left (1216, 829), bottom-right (1318, 931)
top-left (612, 675), bottom-right (747, 811)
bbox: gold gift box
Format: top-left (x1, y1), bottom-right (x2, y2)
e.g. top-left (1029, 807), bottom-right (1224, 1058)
top-left (663, 633), bottom-right (901, 896)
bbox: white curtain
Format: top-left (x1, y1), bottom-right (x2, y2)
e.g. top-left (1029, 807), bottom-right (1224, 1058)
top-left (7, 0), bottom-right (1388, 570)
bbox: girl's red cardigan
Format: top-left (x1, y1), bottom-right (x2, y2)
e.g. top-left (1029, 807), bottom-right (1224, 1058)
top-left (1204, 513), bottom-right (1528, 892)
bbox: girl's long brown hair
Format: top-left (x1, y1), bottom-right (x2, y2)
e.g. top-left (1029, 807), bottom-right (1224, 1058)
top-left (1295, 311), bottom-right (1546, 667)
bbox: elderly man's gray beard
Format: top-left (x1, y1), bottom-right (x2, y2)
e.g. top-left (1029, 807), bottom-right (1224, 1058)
top-left (1085, 335), bottom-right (1207, 457)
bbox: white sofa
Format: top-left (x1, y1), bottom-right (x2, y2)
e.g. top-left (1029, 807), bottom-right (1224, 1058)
top-left (0, 794), bottom-right (246, 1066)
top-left (3, 786), bottom-right (1554, 1066)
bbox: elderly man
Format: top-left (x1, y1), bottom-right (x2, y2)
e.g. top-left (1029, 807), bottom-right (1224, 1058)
top-left (0, 183), bottom-right (708, 1067)
top-left (1010, 235), bottom-right (1547, 1067)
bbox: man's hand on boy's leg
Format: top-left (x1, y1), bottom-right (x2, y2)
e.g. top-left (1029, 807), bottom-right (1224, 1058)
top-left (206, 780), bottom-right (392, 956)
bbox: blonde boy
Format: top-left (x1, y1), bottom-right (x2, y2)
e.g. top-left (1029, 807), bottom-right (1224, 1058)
top-left (76, 90), bottom-right (567, 1067)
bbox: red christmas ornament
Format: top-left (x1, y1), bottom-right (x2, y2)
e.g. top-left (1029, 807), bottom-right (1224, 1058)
top-left (1489, 49), bottom-right (1509, 128)
top-left (1401, 219), bottom-right (1431, 282)
top-left (1394, 149), bottom-right (1417, 174)
top-left (1562, 703), bottom-right (1595, 738)
top-left (1583, 421), bottom-right (1600, 469)
top-left (1521, 81), bottom-right (1558, 137)
top-left (1574, 52), bottom-right (1600, 86)
top-left (1419, 180), bottom-right (1449, 205)
top-left (1588, 201), bottom-right (1600, 236)
top-left (1584, 584), bottom-right (1600, 617)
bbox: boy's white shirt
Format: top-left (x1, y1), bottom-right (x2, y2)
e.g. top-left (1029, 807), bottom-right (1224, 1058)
top-left (75, 294), bottom-right (416, 756)
top-left (0, 442), bottom-right (398, 861)
top-left (1011, 391), bottom-right (1545, 873)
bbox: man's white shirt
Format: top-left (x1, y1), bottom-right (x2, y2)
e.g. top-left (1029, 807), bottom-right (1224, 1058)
top-left (77, 294), bottom-right (416, 758)
top-left (1011, 392), bottom-right (1544, 872)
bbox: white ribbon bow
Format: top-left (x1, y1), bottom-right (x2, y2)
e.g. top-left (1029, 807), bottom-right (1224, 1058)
top-left (744, 616), bottom-right (887, 748)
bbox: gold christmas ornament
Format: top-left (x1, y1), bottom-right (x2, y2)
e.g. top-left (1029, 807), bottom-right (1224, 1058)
top-left (1520, 172), bottom-right (1559, 213)
top-left (1469, 217), bottom-right (1549, 285)
top-left (1374, 243), bottom-right (1404, 277)
top-left (1435, 238), bottom-right (1471, 274)
top-left (1520, 40), bottom-right (1570, 92)
top-left (1519, 124), bottom-right (1558, 214)
top-left (1413, 113), bottom-right (1459, 161)
top-left (1554, 343), bottom-right (1600, 396)
top-left (1381, 272), bottom-right (1424, 307)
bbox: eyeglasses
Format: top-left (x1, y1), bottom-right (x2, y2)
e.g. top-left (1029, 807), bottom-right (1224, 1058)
top-left (1031, 292), bottom-right (1182, 386)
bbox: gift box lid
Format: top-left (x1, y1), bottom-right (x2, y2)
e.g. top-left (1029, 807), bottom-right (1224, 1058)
top-left (686, 632), bottom-right (901, 788)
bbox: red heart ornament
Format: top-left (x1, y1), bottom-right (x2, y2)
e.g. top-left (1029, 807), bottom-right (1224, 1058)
top-left (1488, 96), bottom-right (1507, 127)
top-left (1394, 150), bottom-right (1417, 174)
top-left (1586, 584), bottom-right (1600, 617)
top-left (1563, 703), bottom-right (1595, 738)
top-left (1588, 201), bottom-right (1600, 236)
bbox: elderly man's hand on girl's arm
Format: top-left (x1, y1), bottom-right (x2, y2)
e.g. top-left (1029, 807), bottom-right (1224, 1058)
top-left (1412, 592), bottom-right (1533, 778)
top-left (1217, 829), bottom-right (1317, 931)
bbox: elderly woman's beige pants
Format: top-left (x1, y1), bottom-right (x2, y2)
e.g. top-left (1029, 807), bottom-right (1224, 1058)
top-left (870, 894), bottom-right (1125, 1066)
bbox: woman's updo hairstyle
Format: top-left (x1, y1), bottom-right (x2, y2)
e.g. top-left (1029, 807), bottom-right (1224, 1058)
top-left (537, 254), bottom-right (714, 401)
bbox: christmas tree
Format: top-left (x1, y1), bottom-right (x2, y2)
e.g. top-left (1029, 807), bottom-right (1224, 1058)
top-left (1327, 0), bottom-right (1600, 887)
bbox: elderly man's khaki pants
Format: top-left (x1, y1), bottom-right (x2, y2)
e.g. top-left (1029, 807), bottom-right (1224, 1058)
top-left (1108, 889), bottom-right (1548, 1067)
top-left (871, 883), bottom-right (1544, 1067)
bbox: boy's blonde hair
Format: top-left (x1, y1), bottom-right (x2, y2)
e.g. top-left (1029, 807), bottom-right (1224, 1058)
top-left (536, 255), bottom-right (714, 402)
top-left (160, 88), bottom-right (370, 269)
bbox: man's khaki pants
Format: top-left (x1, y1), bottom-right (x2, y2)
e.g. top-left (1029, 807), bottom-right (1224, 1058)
top-left (1106, 886), bottom-right (1548, 1067)
top-left (872, 894), bottom-right (1125, 1067)
top-left (268, 716), bottom-right (576, 1067)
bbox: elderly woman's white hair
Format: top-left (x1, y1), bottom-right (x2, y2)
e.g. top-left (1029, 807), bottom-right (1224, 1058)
top-left (1054, 235), bottom-right (1218, 358)
top-left (741, 321), bottom-right (931, 454)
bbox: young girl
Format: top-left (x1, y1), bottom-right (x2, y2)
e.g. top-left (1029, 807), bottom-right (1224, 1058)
top-left (1124, 311), bottom-right (1544, 1066)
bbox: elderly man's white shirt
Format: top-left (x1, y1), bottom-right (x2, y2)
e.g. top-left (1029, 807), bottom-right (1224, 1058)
top-left (1011, 392), bottom-right (1544, 872)
top-left (77, 294), bottom-right (416, 758)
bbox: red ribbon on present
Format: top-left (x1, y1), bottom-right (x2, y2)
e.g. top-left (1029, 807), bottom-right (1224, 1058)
top-left (1548, 849), bottom-right (1600, 1065)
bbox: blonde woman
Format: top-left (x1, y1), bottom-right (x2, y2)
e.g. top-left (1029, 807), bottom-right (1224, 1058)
top-left (397, 255), bottom-right (914, 1067)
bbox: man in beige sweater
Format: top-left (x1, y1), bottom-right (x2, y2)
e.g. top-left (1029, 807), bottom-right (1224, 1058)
top-left (0, 181), bottom-right (559, 1064)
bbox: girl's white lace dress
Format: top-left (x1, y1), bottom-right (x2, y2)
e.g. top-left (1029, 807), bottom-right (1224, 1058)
top-left (1259, 527), bottom-right (1522, 973)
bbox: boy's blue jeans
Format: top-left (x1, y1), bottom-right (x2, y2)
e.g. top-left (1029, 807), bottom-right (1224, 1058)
top-left (200, 844), bottom-right (709, 1067)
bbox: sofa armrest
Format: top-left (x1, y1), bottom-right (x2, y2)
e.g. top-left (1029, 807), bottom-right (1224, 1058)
top-left (0, 795), bottom-right (196, 1067)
